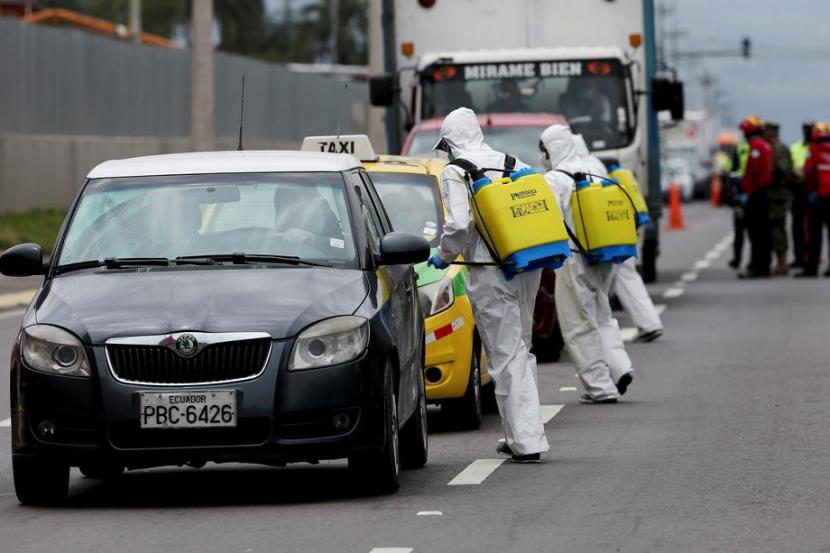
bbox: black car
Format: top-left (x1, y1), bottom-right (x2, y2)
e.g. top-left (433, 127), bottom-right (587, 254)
top-left (0, 151), bottom-right (430, 504)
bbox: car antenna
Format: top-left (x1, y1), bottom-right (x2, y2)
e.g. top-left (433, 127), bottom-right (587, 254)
top-left (237, 75), bottom-right (246, 151)
top-left (335, 81), bottom-right (348, 142)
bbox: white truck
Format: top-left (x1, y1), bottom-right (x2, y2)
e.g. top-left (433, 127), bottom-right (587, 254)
top-left (660, 108), bottom-right (718, 198)
top-left (369, 0), bottom-right (683, 281)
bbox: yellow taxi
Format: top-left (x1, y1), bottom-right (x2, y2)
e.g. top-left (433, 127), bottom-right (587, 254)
top-left (302, 135), bottom-right (490, 429)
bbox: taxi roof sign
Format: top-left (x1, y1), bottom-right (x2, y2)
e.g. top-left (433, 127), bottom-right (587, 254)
top-left (301, 134), bottom-right (379, 162)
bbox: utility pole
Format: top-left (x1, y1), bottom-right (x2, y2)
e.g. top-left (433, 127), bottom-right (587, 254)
top-left (191, 0), bottom-right (215, 152)
top-left (328, 0), bottom-right (339, 64)
top-left (367, 0), bottom-right (387, 150)
top-left (128, 0), bottom-right (141, 44)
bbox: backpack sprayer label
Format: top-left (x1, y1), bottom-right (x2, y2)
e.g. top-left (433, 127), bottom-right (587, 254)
top-left (511, 199), bottom-right (549, 218)
top-left (605, 199), bottom-right (631, 222)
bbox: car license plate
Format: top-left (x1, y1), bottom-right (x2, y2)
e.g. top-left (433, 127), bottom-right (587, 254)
top-left (139, 391), bottom-right (236, 429)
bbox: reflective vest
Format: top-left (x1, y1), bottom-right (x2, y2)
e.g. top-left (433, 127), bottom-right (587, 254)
top-left (790, 140), bottom-right (810, 171)
top-left (737, 143), bottom-right (750, 176)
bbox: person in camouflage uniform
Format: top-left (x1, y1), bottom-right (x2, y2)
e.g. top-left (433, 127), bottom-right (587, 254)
top-left (764, 122), bottom-right (796, 275)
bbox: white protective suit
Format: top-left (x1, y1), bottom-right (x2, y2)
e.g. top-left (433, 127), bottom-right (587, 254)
top-left (542, 124), bottom-right (633, 400)
top-left (435, 108), bottom-right (549, 455)
top-left (572, 136), bottom-right (664, 335)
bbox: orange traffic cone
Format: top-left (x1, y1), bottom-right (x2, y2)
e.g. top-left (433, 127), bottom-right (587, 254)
top-left (710, 174), bottom-right (722, 208)
top-left (666, 181), bottom-right (685, 230)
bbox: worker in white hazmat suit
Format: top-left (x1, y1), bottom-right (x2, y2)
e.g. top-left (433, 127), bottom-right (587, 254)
top-left (571, 136), bottom-right (664, 342)
top-left (429, 107), bottom-right (549, 462)
top-left (541, 124), bottom-right (634, 403)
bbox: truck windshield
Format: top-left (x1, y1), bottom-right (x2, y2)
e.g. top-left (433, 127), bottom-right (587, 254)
top-left (370, 173), bottom-right (443, 247)
top-left (406, 126), bottom-right (551, 172)
top-left (421, 59), bottom-right (632, 151)
top-left (58, 172), bottom-right (357, 268)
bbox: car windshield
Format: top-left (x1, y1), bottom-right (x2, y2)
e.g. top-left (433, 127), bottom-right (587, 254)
top-left (406, 126), bottom-right (550, 172)
top-left (370, 172), bottom-right (443, 247)
top-left (58, 172), bottom-right (357, 268)
top-left (420, 59), bottom-right (631, 150)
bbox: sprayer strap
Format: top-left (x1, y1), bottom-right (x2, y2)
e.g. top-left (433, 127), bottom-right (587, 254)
top-left (448, 158), bottom-right (483, 181)
top-left (502, 155), bottom-right (516, 177)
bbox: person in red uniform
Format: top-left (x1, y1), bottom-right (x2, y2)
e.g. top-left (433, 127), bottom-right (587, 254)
top-left (798, 121), bottom-right (830, 277)
top-left (738, 115), bottom-right (775, 278)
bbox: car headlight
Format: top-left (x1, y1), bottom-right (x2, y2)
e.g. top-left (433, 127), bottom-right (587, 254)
top-left (288, 316), bottom-right (369, 371)
top-left (419, 277), bottom-right (455, 316)
top-left (21, 325), bottom-right (91, 377)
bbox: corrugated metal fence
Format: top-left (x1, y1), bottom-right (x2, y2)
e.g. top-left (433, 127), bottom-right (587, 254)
top-left (0, 18), bottom-right (369, 212)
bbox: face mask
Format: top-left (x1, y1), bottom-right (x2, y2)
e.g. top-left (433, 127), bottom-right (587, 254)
top-left (541, 153), bottom-right (552, 171)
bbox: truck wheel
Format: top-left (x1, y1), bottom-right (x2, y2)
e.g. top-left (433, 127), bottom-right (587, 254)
top-left (14, 456), bottom-right (69, 506)
top-left (642, 237), bottom-right (658, 283)
top-left (349, 364), bottom-right (400, 493)
top-left (533, 322), bottom-right (564, 363)
top-left (400, 366), bottom-right (428, 469)
top-left (443, 336), bottom-right (483, 430)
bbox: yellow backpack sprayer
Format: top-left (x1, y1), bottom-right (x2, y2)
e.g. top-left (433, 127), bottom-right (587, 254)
top-left (449, 157), bottom-right (571, 278)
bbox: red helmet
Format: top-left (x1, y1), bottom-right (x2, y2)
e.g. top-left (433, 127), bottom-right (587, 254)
top-left (812, 121), bottom-right (830, 141)
top-left (739, 115), bottom-right (764, 135)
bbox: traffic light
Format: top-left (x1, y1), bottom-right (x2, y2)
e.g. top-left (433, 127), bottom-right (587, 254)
top-left (742, 37), bottom-right (751, 59)
top-left (418, 0), bottom-right (436, 7)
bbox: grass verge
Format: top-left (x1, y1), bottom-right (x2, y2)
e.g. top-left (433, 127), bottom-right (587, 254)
top-left (0, 210), bottom-right (66, 254)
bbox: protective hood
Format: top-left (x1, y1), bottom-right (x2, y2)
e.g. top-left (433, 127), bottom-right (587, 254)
top-left (573, 135), bottom-right (590, 158)
top-left (439, 107), bottom-right (485, 157)
top-left (541, 124), bottom-right (580, 171)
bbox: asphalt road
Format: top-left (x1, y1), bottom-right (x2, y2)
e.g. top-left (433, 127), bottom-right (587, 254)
top-left (2, 203), bottom-right (829, 552)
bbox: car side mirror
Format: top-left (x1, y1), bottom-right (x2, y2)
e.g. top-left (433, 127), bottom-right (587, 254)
top-left (0, 243), bottom-right (46, 277)
top-left (379, 232), bottom-right (430, 265)
top-left (369, 74), bottom-right (396, 107)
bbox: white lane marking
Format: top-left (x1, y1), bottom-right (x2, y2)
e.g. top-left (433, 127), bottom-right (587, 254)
top-left (0, 290), bottom-right (35, 309)
top-left (620, 327), bottom-right (638, 342)
top-left (655, 304), bottom-right (667, 315)
top-left (540, 404), bottom-right (563, 424)
top-left (0, 309), bottom-right (25, 321)
top-left (559, 386), bottom-right (577, 392)
top-left (706, 250), bottom-right (721, 260)
top-left (370, 549), bottom-right (413, 553)
top-left (0, 419), bottom-right (10, 427)
top-left (681, 272), bottom-right (698, 282)
top-left (448, 459), bottom-right (505, 486)
top-left (416, 511), bottom-right (442, 516)
top-left (693, 259), bottom-right (711, 270)
top-left (663, 287), bottom-right (685, 299)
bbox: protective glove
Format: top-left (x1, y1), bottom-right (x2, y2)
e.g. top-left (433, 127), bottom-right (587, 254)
top-left (738, 193), bottom-right (749, 206)
top-left (808, 192), bottom-right (819, 204)
top-left (427, 254), bottom-right (450, 269)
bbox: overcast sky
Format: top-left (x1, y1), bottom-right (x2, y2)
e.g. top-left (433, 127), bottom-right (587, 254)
top-left (670, 0), bottom-right (830, 142)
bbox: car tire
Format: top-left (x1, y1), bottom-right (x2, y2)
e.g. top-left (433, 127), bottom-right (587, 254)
top-left (79, 462), bottom-right (125, 480)
top-left (400, 367), bottom-right (428, 469)
top-left (443, 334), bottom-right (483, 430)
top-left (13, 455), bottom-right (69, 506)
top-left (532, 322), bottom-right (564, 363)
top-left (348, 364), bottom-right (400, 493)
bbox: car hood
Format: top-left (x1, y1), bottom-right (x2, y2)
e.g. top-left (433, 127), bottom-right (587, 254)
top-left (33, 267), bottom-right (370, 344)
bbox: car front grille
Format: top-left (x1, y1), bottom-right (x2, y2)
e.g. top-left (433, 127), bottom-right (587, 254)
top-left (107, 338), bottom-right (271, 385)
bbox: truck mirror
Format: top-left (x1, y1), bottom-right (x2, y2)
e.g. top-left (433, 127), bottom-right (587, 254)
top-left (669, 81), bottom-right (685, 121)
top-left (651, 78), bottom-right (685, 121)
top-left (369, 74), bottom-right (396, 107)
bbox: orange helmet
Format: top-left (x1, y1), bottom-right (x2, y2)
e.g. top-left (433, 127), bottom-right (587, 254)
top-left (739, 115), bottom-right (764, 135)
top-left (812, 121), bottom-right (830, 141)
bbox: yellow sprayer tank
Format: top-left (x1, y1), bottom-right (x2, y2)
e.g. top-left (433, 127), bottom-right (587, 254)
top-left (608, 165), bottom-right (651, 227)
top-left (471, 168), bottom-right (570, 277)
top-left (571, 178), bottom-right (638, 264)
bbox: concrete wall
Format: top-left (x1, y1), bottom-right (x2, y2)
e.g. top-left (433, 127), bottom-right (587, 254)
top-left (0, 18), bottom-right (370, 213)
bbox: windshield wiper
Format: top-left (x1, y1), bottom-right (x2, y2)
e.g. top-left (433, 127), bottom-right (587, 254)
top-left (177, 253), bottom-right (332, 268)
top-left (53, 257), bottom-right (171, 274)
